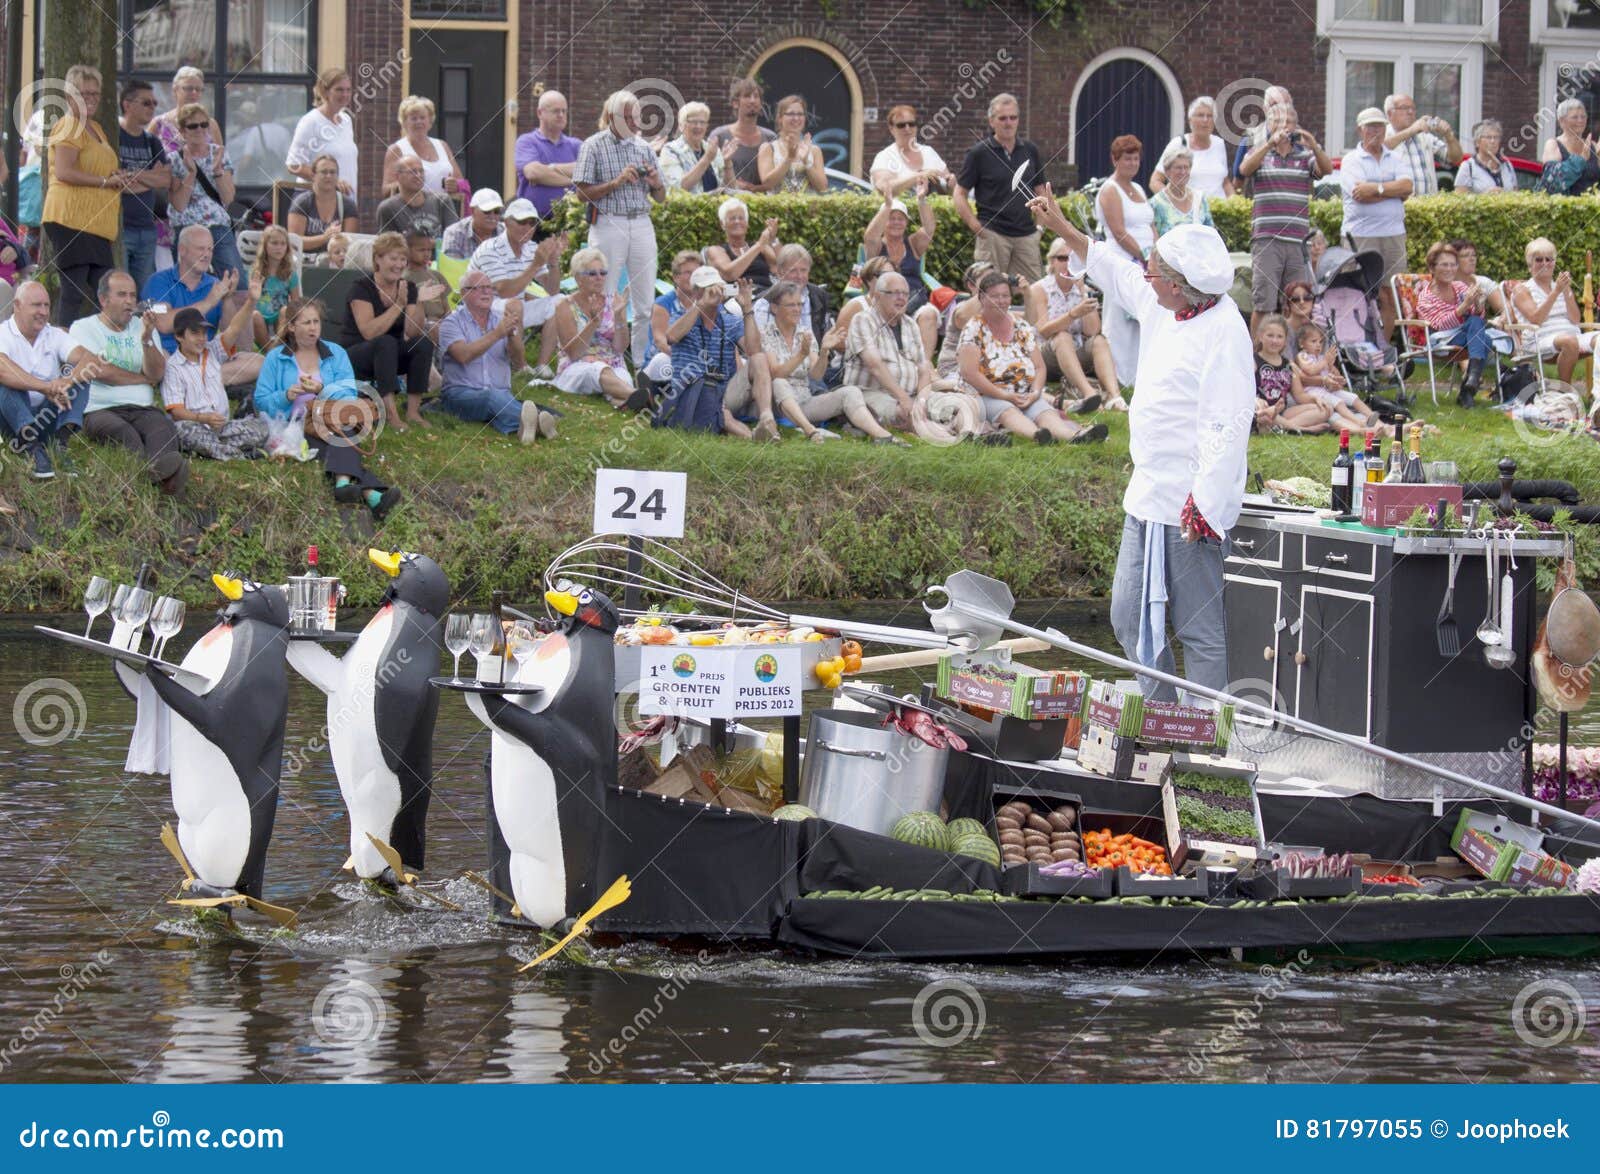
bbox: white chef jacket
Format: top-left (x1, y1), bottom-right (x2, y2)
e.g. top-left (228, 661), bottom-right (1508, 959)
top-left (1081, 241), bottom-right (1255, 534)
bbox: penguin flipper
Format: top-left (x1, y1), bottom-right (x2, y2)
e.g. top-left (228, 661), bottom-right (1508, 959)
top-left (477, 691), bottom-right (557, 758)
top-left (144, 664), bottom-right (224, 739)
top-left (285, 640), bottom-right (344, 696)
top-left (112, 659), bottom-right (145, 703)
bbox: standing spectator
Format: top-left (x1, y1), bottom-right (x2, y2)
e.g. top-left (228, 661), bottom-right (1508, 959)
top-left (438, 269), bottom-right (555, 442)
top-left (286, 154), bottom-right (360, 254)
top-left (658, 101), bottom-right (732, 194)
top-left (143, 225), bottom-right (262, 388)
top-left (1149, 148), bottom-right (1215, 238)
top-left (549, 246), bottom-right (633, 407)
top-left (1239, 105), bottom-right (1330, 331)
top-left (863, 184), bottom-right (938, 358)
top-left (1026, 238), bottom-right (1120, 411)
top-left (711, 78), bottom-right (776, 191)
top-left (160, 307), bottom-right (269, 459)
top-left (377, 156), bottom-right (459, 240)
top-left (756, 95), bottom-right (826, 193)
top-left (514, 90), bottom-right (582, 231)
top-left (1454, 120), bottom-right (1517, 193)
top-left (286, 69), bottom-right (357, 195)
top-left (342, 232), bottom-right (440, 431)
top-left (443, 189), bottom-right (505, 260)
top-left (116, 81), bottom-right (171, 292)
top-left (1096, 135), bottom-right (1155, 384)
top-left (574, 90), bottom-right (666, 368)
top-left (1308, 228), bottom-right (1328, 275)
top-left (1416, 241), bottom-right (1512, 406)
top-left (166, 102), bottom-right (245, 282)
top-left (382, 95), bottom-right (465, 199)
top-left (1539, 99), bottom-right (1600, 196)
top-left (1152, 97), bottom-right (1234, 197)
top-left (954, 93), bottom-right (1044, 283)
top-left (1231, 85), bottom-right (1293, 185)
top-left (659, 267), bottom-right (775, 438)
top-left (1340, 108), bottom-right (1412, 340)
top-left (840, 272), bottom-right (934, 439)
top-left (153, 67), bottom-right (221, 156)
top-left (71, 271), bottom-right (187, 496)
top-left (706, 198), bottom-right (777, 292)
top-left (0, 281), bottom-right (98, 479)
top-left (42, 65), bottom-right (123, 326)
top-left (1383, 93), bottom-right (1463, 197)
top-left (869, 105), bottom-right (951, 196)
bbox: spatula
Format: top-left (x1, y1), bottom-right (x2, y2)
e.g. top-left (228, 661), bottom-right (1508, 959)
top-left (1436, 551), bottom-right (1462, 657)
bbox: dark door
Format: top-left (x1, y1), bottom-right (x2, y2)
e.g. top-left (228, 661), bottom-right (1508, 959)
top-left (754, 47), bottom-right (855, 174)
top-left (407, 29), bottom-right (505, 194)
top-left (1073, 58), bottom-right (1172, 187)
top-left (1294, 587), bottom-right (1374, 740)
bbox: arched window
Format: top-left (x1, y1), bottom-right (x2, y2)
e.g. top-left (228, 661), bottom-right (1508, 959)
top-left (749, 39), bottom-right (864, 178)
top-left (1069, 48), bottom-right (1184, 187)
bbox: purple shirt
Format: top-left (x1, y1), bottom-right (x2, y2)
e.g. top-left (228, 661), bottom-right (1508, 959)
top-left (514, 129), bottom-right (582, 217)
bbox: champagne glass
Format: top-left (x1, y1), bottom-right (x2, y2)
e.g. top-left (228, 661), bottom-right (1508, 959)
top-left (444, 613), bottom-right (471, 683)
top-left (150, 597), bottom-right (185, 661)
top-left (467, 613), bottom-right (496, 675)
top-left (507, 623), bottom-right (539, 676)
top-left (83, 576), bottom-right (110, 637)
top-left (122, 587), bottom-right (154, 653)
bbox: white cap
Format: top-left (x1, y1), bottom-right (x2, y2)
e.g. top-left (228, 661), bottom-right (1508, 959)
top-left (1355, 106), bottom-right (1388, 127)
top-left (1154, 224), bottom-right (1234, 297)
top-left (503, 197), bottom-right (539, 221)
top-left (689, 265), bottom-right (725, 290)
top-left (886, 199), bottom-right (910, 217)
top-left (469, 188), bottom-right (504, 212)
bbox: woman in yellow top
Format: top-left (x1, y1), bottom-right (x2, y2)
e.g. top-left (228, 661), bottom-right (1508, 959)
top-left (43, 65), bottom-right (126, 325)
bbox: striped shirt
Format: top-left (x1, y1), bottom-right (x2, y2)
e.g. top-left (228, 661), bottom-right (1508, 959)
top-left (1393, 131), bottom-right (1446, 197)
top-left (1249, 147), bottom-right (1316, 242)
top-left (574, 129), bottom-right (658, 217)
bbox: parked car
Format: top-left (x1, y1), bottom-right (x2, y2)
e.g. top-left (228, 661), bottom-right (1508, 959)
top-left (1312, 154), bottom-right (1540, 199)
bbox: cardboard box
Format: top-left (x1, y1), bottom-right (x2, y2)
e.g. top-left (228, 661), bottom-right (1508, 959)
top-left (1075, 722), bottom-right (1171, 782)
top-left (936, 653), bottom-right (1089, 722)
top-left (1361, 481), bottom-right (1463, 529)
top-left (1083, 680), bottom-right (1233, 752)
top-left (1449, 809), bottom-right (1576, 890)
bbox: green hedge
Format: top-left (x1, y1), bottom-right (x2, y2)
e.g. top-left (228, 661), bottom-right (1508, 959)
top-left (551, 190), bottom-right (1600, 296)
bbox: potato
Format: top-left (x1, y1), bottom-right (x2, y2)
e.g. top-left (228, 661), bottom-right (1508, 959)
top-left (1002, 802), bottom-right (1031, 820)
top-left (995, 815), bottom-right (1023, 833)
top-left (1026, 813), bottom-right (1053, 834)
top-left (1048, 810), bottom-right (1076, 831)
top-left (1023, 832), bottom-right (1050, 849)
top-left (999, 830), bottom-right (1026, 847)
top-left (1051, 847), bottom-right (1078, 862)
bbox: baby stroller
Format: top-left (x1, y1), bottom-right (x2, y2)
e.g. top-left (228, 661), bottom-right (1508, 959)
top-left (1315, 247), bottom-right (1410, 410)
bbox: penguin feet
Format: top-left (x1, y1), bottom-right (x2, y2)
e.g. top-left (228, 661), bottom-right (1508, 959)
top-left (184, 880), bottom-right (240, 901)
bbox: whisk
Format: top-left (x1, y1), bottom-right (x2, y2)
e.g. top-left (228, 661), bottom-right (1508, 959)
top-left (541, 536), bottom-right (949, 648)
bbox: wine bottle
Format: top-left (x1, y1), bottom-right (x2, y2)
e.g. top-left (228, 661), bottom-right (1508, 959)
top-left (490, 589), bottom-right (508, 684)
top-left (1384, 429), bottom-right (1405, 482)
top-left (1366, 433), bottom-right (1384, 484)
top-left (1330, 428), bottom-right (1353, 515)
top-left (1401, 423), bottom-right (1425, 483)
top-left (1352, 429), bottom-right (1375, 517)
top-left (134, 561), bottom-right (154, 590)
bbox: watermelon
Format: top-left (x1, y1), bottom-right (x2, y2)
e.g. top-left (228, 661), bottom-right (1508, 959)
top-left (772, 804), bottom-right (818, 822)
top-left (951, 833), bottom-right (1001, 867)
top-left (891, 810), bottom-right (948, 850)
top-left (946, 818), bottom-right (990, 843)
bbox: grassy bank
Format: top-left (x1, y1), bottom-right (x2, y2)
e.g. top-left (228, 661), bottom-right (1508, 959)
top-left (1, 377), bottom-right (1596, 611)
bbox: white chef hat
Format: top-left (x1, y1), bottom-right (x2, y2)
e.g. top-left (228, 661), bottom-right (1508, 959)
top-left (1153, 224), bottom-right (1235, 296)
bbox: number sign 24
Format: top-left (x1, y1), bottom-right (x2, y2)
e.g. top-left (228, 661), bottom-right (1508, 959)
top-left (592, 469), bottom-right (687, 538)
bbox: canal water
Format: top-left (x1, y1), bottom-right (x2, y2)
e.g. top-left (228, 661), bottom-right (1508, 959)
top-left (2, 607), bottom-right (1598, 1083)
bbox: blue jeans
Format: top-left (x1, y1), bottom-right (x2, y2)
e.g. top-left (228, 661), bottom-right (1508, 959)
top-left (123, 225), bottom-right (159, 292)
top-left (0, 381), bottom-right (89, 452)
top-left (208, 225), bottom-right (246, 285)
top-left (1436, 314), bottom-right (1512, 362)
top-left (438, 384), bottom-right (521, 434)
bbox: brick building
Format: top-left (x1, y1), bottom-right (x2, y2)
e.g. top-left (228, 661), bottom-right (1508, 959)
top-left (15, 0), bottom-right (1600, 213)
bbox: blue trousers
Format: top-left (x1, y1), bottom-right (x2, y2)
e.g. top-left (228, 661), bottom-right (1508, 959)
top-left (208, 225), bottom-right (246, 285)
top-left (1436, 314), bottom-right (1512, 361)
top-left (0, 381), bottom-right (89, 452)
top-left (123, 225), bottom-right (159, 292)
top-left (438, 383), bottom-right (521, 434)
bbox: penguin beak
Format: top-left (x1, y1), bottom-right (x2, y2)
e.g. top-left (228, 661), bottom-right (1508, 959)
top-left (545, 589), bottom-right (579, 616)
top-left (212, 573), bottom-right (243, 601)
top-left (368, 549), bottom-right (403, 577)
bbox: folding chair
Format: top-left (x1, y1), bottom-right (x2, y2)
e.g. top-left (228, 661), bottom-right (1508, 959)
top-left (1390, 273), bottom-right (1487, 405)
top-left (1497, 279), bottom-right (1549, 396)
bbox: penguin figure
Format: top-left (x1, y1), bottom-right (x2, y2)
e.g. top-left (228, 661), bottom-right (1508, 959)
top-left (465, 581), bottom-right (618, 929)
top-left (287, 549), bottom-right (449, 883)
top-left (116, 573), bottom-right (291, 902)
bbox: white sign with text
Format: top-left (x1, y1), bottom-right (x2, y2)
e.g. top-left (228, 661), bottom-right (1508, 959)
top-left (637, 643), bottom-right (804, 719)
top-left (593, 468), bottom-right (687, 538)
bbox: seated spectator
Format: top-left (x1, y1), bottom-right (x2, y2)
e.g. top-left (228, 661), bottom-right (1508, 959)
top-left (325, 233), bottom-right (350, 269)
top-left (255, 297), bottom-right (399, 520)
top-left (760, 279), bottom-right (890, 442)
top-left (442, 188), bottom-right (504, 260)
top-left (1447, 237), bottom-right (1503, 314)
top-left (42, 64), bottom-right (121, 327)
top-left (756, 96), bottom-right (826, 193)
top-left (1416, 240), bottom-right (1512, 406)
top-left (0, 280), bottom-right (97, 479)
top-left (377, 156), bottom-right (459, 240)
top-left (707, 198), bottom-right (777, 292)
top-left (711, 78), bottom-right (775, 191)
top-left (1026, 238), bottom-right (1122, 413)
top-left (1280, 280), bottom-right (1324, 336)
top-left (1308, 228), bottom-right (1328, 275)
top-left (286, 154), bottom-right (360, 254)
top-left (143, 225), bottom-right (263, 387)
top-left (1152, 96), bottom-right (1234, 197)
top-left (1455, 120), bottom-right (1516, 193)
top-left (161, 307), bottom-right (268, 459)
top-left (1149, 147), bottom-right (1214, 236)
top-left (250, 224), bottom-right (299, 348)
top-left (958, 271), bottom-right (1104, 444)
top-left (549, 246), bottom-right (633, 407)
top-left (660, 267), bottom-right (776, 438)
top-left (468, 198), bottom-right (564, 375)
top-left (863, 183), bottom-right (939, 357)
top-left (1540, 99), bottom-right (1600, 196)
top-left (343, 232), bottom-right (441, 431)
top-left (1253, 314), bottom-right (1327, 434)
top-left (382, 95), bottom-right (465, 200)
top-left (839, 272), bottom-right (939, 440)
top-left (1512, 237), bottom-right (1597, 385)
top-left (754, 244), bottom-right (829, 343)
top-left (438, 269), bottom-right (557, 442)
top-left (70, 270), bottom-right (187, 495)
top-left (1293, 321), bottom-right (1384, 431)
top-left (638, 250), bottom-right (703, 401)
top-left (659, 101), bottom-right (732, 194)
top-left (166, 101), bottom-right (245, 282)
top-left (405, 231), bottom-right (452, 344)
top-left (869, 105), bottom-right (951, 196)
top-left (934, 260), bottom-right (993, 380)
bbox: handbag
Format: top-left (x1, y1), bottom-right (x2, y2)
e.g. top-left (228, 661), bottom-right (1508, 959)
top-left (1538, 153), bottom-right (1586, 195)
top-left (1497, 362), bottom-right (1538, 405)
top-left (652, 373), bottom-right (726, 432)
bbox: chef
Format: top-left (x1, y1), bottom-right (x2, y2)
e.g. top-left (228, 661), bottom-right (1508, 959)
top-left (1030, 185), bottom-right (1254, 699)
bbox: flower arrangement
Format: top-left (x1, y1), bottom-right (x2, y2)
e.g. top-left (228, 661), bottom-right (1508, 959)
top-left (1530, 743), bottom-right (1600, 806)
top-left (1575, 857), bottom-right (1600, 896)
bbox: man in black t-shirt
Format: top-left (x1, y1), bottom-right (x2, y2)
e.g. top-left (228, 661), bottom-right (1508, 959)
top-left (954, 92), bottom-right (1044, 283)
top-left (117, 80), bottom-right (172, 291)
top-left (376, 156), bottom-right (459, 240)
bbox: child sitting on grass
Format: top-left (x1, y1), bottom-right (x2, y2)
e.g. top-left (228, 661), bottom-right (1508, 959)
top-left (1294, 321), bottom-right (1389, 434)
top-left (250, 224), bottom-right (299, 347)
top-left (1255, 315), bottom-right (1329, 434)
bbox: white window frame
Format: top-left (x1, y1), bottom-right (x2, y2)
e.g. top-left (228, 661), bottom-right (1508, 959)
top-left (1533, 46), bottom-right (1600, 153)
top-left (1323, 38), bottom-right (1483, 152)
top-left (1066, 47), bottom-right (1184, 169)
top-left (1316, 0), bottom-right (1498, 42)
top-left (1531, 0), bottom-right (1600, 46)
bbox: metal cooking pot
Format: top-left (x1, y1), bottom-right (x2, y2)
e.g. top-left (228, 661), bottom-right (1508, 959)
top-left (800, 707), bottom-right (948, 836)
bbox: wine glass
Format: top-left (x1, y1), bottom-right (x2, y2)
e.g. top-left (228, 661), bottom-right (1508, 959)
top-left (507, 623), bottom-right (539, 677)
top-left (122, 587), bottom-right (154, 653)
top-left (150, 597), bottom-right (185, 661)
top-left (467, 613), bottom-right (496, 676)
top-left (83, 576), bottom-right (110, 638)
top-left (444, 613), bottom-right (471, 683)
